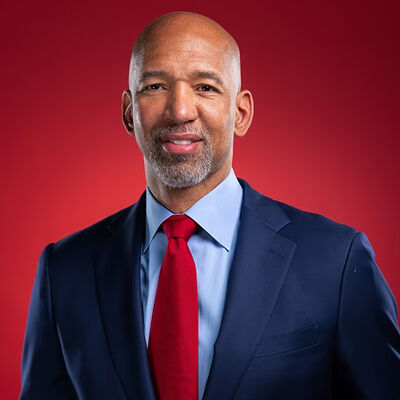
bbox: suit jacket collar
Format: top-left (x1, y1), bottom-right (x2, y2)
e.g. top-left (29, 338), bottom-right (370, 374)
top-left (105, 178), bottom-right (290, 236)
top-left (95, 179), bottom-right (296, 399)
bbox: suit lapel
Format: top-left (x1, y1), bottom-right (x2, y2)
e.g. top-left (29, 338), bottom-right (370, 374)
top-left (94, 193), bottom-right (156, 400)
top-left (203, 180), bottom-right (297, 399)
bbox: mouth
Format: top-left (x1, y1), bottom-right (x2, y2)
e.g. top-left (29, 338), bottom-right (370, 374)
top-left (159, 133), bottom-right (203, 155)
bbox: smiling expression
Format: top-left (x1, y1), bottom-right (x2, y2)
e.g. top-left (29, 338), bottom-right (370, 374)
top-left (123, 13), bottom-right (250, 190)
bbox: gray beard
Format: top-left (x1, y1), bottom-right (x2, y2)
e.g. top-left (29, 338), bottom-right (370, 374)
top-left (147, 124), bottom-right (214, 189)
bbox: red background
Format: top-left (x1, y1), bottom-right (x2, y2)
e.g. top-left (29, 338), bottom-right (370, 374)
top-left (1, 0), bottom-right (399, 397)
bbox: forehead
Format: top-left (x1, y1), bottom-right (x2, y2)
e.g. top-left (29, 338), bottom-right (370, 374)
top-left (135, 27), bottom-right (234, 75)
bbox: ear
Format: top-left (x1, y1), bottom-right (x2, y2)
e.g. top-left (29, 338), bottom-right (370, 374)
top-left (121, 90), bottom-right (134, 135)
top-left (234, 90), bottom-right (254, 138)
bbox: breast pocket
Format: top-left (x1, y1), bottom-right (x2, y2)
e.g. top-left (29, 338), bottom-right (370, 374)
top-left (253, 324), bottom-right (320, 358)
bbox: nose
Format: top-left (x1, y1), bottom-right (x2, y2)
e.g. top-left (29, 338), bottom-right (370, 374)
top-left (164, 83), bottom-right (198, 124)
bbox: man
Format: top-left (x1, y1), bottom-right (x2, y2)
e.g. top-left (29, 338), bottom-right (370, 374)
top-left (20, 11), bottom-right (400, 399)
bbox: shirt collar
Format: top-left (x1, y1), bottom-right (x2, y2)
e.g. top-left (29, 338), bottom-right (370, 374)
top-left (143, 169), bottom-right (243, 253)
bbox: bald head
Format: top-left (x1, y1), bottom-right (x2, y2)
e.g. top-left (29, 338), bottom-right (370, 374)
top-left (128, 12), bottom-right (241, 93)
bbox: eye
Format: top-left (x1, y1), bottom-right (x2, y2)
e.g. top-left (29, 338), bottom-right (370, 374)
top-left (198, 85), bottom-right (215, 92)
top-left (145, 83), bottom-right (162, 91)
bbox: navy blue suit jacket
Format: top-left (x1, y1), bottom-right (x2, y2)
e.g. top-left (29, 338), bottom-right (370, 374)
top-left (21, 179), bottom-right (400, 399)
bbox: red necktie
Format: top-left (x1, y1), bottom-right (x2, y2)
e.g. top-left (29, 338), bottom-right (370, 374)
top-left (148, 215), bottom-right (198, 400)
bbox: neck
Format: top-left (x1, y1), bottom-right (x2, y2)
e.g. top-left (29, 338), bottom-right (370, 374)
top-left (146, 165), bottom-right (231, 214)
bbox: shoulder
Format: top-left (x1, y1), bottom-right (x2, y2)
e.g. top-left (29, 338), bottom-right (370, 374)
top-left (239, 178), bottom-right (359, 257)
top-left (239, 179), bottom-right (388, 298)
top-left (239, 177), bottom-right (393, 277)
top-left (278, 198), bottom-right (357, 242)
top-left (46, 201), bottom-right (139, 263)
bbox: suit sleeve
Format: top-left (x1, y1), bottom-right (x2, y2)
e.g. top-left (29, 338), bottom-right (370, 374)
top-left (334, 232), bottom-right (400, 399)
top-left (20, 244), bottom-right (77, 400)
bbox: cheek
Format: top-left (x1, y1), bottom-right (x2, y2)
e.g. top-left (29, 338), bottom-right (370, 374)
top-left (215, 102), bottom-right (236, 142)
top-left (133, 101), bottom-right (151, 130)
top-left (131, 102), bottom-right (152, 152)
top-left (224, 109), bottom-right (236, 135)
top-left (203, 109), bottom-right (235, 157)
top-left (132, 101), bottom-right (143, 130)
top-left (133, 97), bottom-right (166, 131)
top-left (202, 98), bottom-right (235, 132)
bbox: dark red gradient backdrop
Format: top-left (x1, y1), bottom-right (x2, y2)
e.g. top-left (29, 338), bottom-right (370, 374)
top-left (1, 0), bottom-right (399, 397)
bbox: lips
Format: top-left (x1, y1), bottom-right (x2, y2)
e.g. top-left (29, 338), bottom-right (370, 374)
top-left (159, 133), bottom-right (202, 154)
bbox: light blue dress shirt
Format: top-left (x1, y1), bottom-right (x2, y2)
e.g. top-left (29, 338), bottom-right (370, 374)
top-left (140, 169), bottom-right (243, 399)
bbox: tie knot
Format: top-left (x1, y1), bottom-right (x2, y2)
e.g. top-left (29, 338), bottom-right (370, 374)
top-left (162, 215), bottom-right (197, 242)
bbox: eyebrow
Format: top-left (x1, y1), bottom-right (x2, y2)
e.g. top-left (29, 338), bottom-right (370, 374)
top-left (192, 71), bottom-right (225, 88)
top-left (139, 70), bottom-right (168, 83)
top-left (139, 70), bottom-right (225, 88)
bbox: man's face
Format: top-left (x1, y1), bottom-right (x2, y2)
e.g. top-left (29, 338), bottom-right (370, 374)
top-left (128, 27), bottom-right (240, 188)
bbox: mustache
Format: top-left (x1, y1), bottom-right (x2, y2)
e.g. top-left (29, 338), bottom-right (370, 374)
top-left (151, 124), bottom-right (210, 140)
